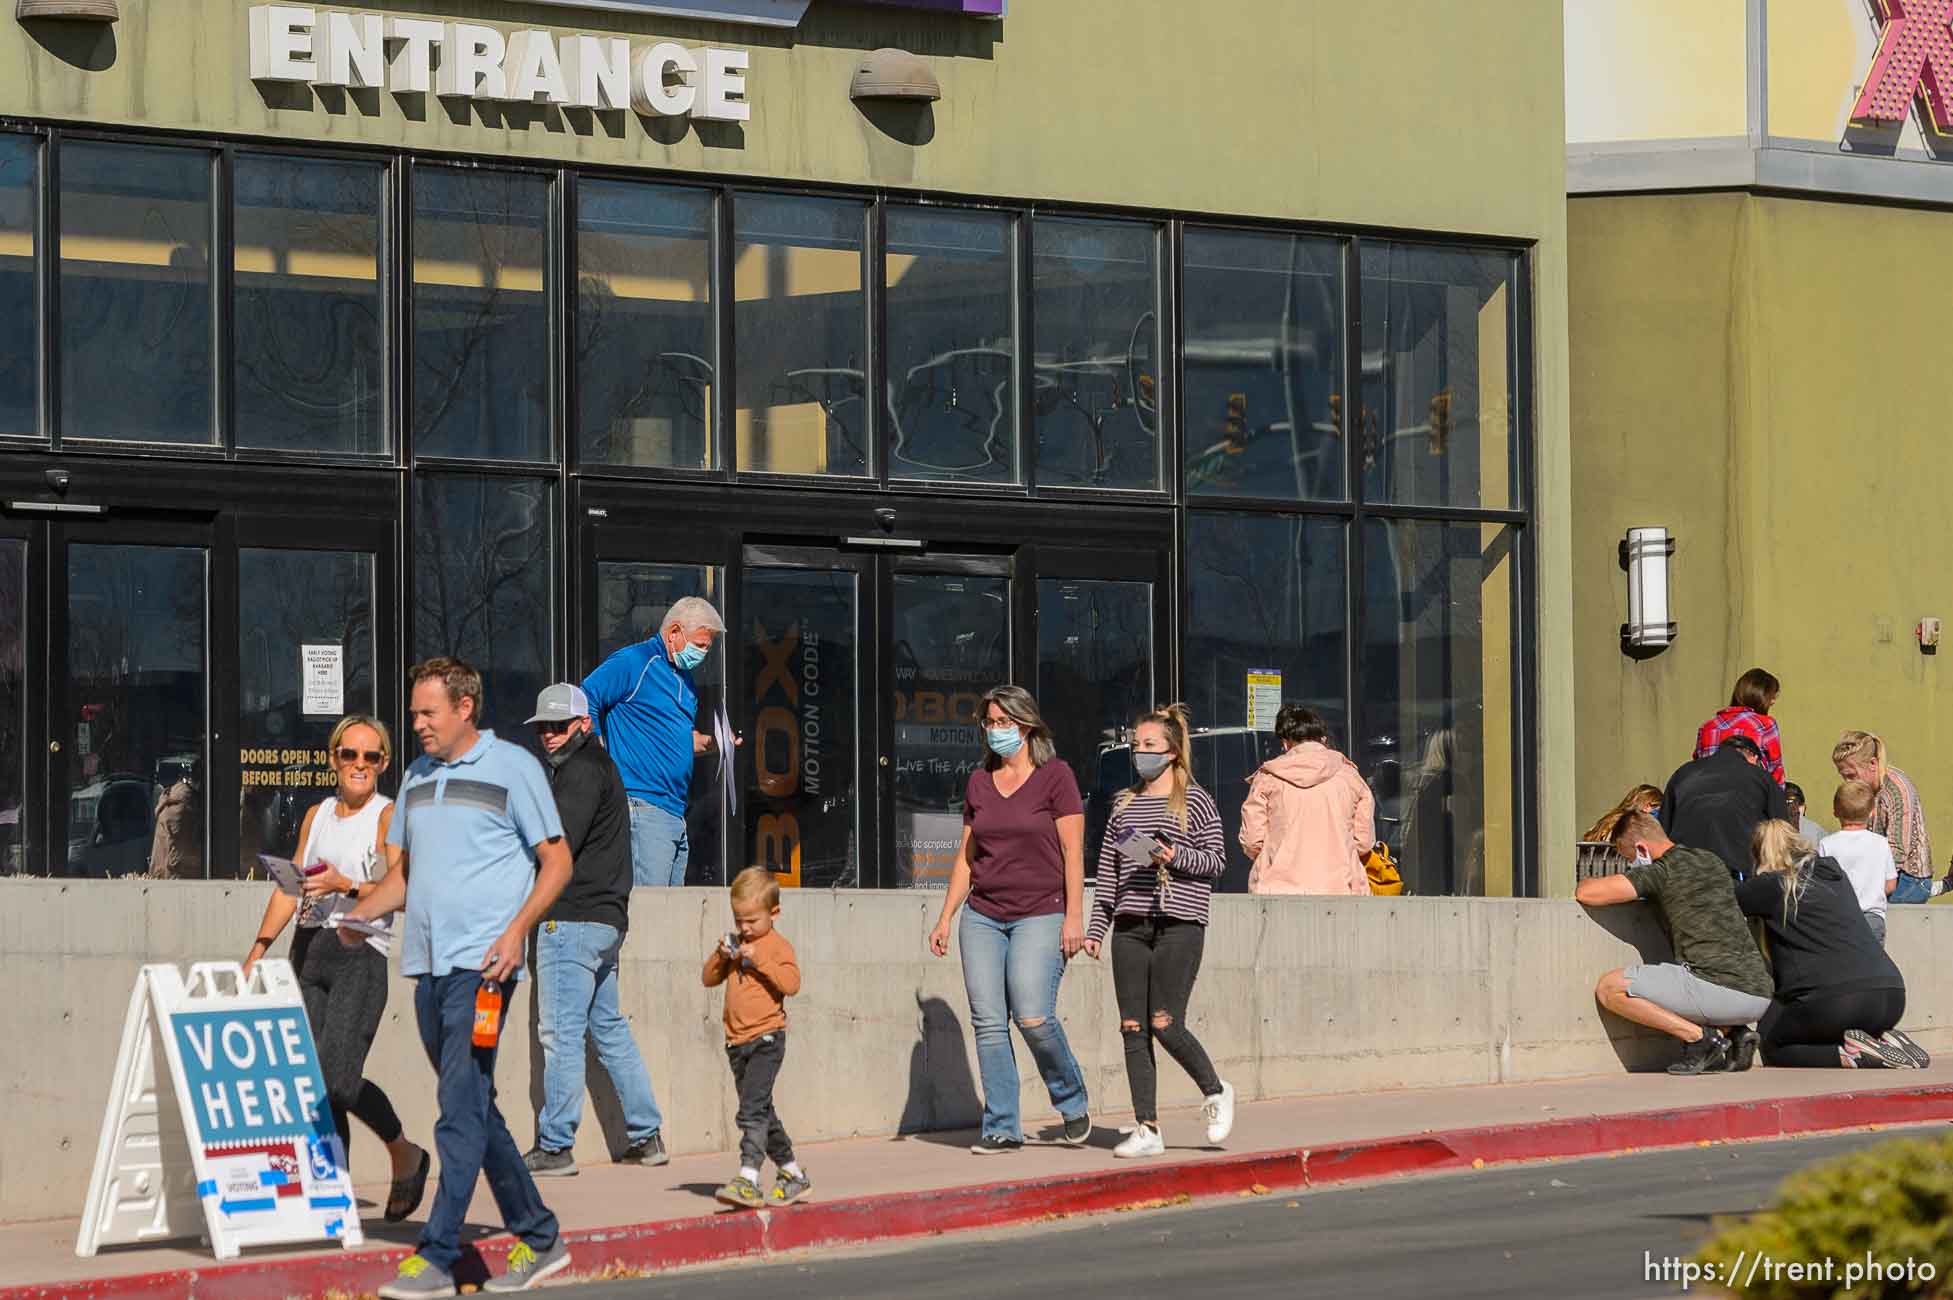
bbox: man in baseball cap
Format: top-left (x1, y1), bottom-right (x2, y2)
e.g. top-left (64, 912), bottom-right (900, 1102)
top-left (522, 684), bottom-right (670, 1177)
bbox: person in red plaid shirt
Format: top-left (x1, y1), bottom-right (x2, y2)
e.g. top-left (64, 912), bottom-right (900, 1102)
top-left (1694, 668), bottom-right (1785, 785)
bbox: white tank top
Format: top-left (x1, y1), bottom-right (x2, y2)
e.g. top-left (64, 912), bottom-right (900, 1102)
top-left (296, 794), bottom-right (393, 955)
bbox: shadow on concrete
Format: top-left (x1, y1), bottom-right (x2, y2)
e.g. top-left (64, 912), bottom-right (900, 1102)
top-left (19, 18), bottom-right (115, 71)
top-left (895, 992), bottom-right (981, 1140)
top-left (1581, 902), bottom-right (1684, 1072)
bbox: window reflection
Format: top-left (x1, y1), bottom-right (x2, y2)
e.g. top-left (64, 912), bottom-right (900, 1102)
top-left (1363, 518), bottom-right (1516, 897)
top-left (1186, 512), bottom-right (1347, 743)
top-left (1360, 243), bottom-right (1519, 510)
top-left (1037, 577), bottom-right (1152, 879)
top-left (412, 168), bottom-right (551, 462)
top-left (235, 155), bottom-right (385, 455)
top-left (886, 207), bottom-right (1016, 484)
top-left (1033, 217), bottom-right (1161, 490)
top-left (238, 549), bottom-right (375, 867)
top-left (733, 195), bottom-right (868, 476)
top-left (742, 564), bottom-right (859, 886)
top-left (60, 141), bottom-right (215, 445)
top-left (67, 544), bottom-right (207, 878)
top-left (0, 541), bottom-right (22, 874)
top-left (412, 475), bottom-right (554, 750)
top-left (597, 560), bottom-right (725, 885)
top-left (1183, 229), bottom-right (1344, 501)
top-left (578, 181), bottom-right (715, 471)
top-left (0, 136), bottom-right (34, 439)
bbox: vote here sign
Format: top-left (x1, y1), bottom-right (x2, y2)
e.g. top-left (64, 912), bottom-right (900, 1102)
top-left (174, 1008), bottom-right (331, 1145)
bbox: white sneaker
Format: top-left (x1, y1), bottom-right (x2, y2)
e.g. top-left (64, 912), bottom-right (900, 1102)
top-left (1114, 1124), bottom-right (1165, 1159)
top-left (1202, 1080), bottom-right (1236, 1145)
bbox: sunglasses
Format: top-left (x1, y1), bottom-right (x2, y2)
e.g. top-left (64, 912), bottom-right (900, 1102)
top-left (535, 720), bottom-right (576, 735)
top-left (336, 748), bottom-right (384, 765)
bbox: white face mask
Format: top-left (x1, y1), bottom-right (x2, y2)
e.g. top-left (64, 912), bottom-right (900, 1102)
top-left (1633, 846), bottom-right (1653, 867)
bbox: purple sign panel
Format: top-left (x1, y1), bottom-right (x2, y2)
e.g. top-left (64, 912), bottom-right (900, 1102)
top-left (528, 0), bottom-right (1003, 24)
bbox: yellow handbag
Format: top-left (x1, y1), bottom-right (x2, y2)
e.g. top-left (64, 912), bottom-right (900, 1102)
top-left (1364, 842), bottom-right (1404, 895)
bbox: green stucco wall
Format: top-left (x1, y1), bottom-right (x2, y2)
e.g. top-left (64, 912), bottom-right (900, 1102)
top-left (1572, 191), bottom-right (1953, 873)
top-left (1, 0), bottom-right (1574, 892)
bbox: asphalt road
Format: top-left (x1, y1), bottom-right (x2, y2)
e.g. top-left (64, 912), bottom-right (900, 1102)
top-left (554, 1128), bottom-right (1941, 1300)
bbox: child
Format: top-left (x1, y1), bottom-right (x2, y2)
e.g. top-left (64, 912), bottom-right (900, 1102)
top-left (702, 867), bottom-right (806, 1208)
top-left (1819, 780), bottom-right (1898, 945)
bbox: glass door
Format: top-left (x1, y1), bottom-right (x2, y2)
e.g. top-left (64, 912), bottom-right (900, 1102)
top-left (50, 521), bottom-right (212, 879)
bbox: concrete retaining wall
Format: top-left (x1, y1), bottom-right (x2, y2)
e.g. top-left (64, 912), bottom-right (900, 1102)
top-left (6, 882), bottom-right (1949, 1225)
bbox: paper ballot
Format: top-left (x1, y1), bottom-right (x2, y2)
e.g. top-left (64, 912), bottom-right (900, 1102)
top-left (322, 913), bottom-right (389, 939)
top-left (713, 705), bottom-right (738, 818)
top-left (257, 855), bottom-right (307, 897)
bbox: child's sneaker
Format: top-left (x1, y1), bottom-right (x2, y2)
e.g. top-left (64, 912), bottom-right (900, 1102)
top-left (714, 1175), bottom-right (765, 1208)
top-left (770, 1170), bottom-right (812, 1205)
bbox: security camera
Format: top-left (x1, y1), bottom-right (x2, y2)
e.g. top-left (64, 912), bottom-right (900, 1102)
top-left (874, 507), bottom-right (897, 532)
top-left (45, 468), bottom-right (69, 494)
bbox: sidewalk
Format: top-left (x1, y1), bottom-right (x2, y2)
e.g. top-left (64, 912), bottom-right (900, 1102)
top-left (12, 1065), bottom-right (1953, 1300)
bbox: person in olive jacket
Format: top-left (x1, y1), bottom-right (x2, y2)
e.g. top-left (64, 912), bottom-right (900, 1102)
top-left (523, 683), bottom-right (670, 1177)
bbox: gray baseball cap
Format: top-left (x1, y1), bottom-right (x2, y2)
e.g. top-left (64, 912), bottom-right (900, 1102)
top-left (526, 683), bottom-right (590, 724)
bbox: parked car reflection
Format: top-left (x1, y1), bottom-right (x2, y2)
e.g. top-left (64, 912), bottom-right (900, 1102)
top-left (67, 773), bottom-right (157, 877)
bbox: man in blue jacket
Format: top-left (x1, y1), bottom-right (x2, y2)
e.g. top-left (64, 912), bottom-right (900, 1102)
top-left (581, 596), bottom-right (726, 886)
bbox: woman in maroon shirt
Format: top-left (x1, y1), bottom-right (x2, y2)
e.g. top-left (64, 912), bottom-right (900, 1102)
top-left (928, 686), bottom-right (1091, 1154)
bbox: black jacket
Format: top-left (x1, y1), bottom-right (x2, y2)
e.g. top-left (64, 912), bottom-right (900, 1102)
top-left (1660, 747), bottom-right (1790, 879)
top-left (544, 731), bottom-right (633, 932)
top-left (1735, 859), bottom-right (1903, 1003)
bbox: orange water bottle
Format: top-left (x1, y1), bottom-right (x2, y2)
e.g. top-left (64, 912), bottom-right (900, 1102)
top-left (473, 980), bottom-right (502, 1048)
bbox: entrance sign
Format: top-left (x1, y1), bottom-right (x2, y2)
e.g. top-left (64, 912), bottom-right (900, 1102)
top-left (249, 6), bottom-right (752, 122)
top-left (76, 961), bottom-right (360, 1261)
top-left (1850, 0), bottom-right (1953, 135)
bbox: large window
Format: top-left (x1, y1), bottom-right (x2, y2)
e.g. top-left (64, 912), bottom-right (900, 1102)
top-left (234, 154), bottom-right (386, 455)
top-left (1182, 229), bottom-right (1344, 502)
top-left (1361, 243), bottom-right (1520, 511)
top-left (412, 167), bottom-right (551, 462)
top-left (577, 180), bottom-right (715, 472)
top-left (733, 194), bottom-right (868, 477)
top-left (0, 540), bottom-right (22, 874)
top-left (886, 207), bottom-right (1017, 485)
top-left (59, 141), bottom-right (215, 445)
top-left (1033, 217), bottom-right (1162, 491)
top-left (0, 135), bottom-right (34, 440)
top-left (412, 475), bottom-right (555, 747)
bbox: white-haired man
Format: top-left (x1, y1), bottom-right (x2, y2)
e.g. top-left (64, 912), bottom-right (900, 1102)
top-left (581, 596), bottom-right (726, 887)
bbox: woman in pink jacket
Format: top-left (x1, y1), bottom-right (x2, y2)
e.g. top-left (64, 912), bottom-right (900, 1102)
top-left (1239, 705), bottom-right (1376, 895)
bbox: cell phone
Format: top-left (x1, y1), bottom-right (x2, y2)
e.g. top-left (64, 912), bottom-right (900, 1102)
top-left (1150, 834), bottom-right (1171, 852)
top-left (303, 864), bottom-right (328, 877)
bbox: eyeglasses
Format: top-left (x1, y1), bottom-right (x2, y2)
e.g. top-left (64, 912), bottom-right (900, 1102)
top-left (535, 720), bottom-right (575, 735)
top-left (336, 748), bottom-right (384, 765)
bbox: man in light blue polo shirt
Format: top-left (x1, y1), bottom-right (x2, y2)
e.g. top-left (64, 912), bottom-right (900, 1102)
top-left (344, 657), bottom-right (574, 1299)
top-left (582, 595), bottom-right (727, 887)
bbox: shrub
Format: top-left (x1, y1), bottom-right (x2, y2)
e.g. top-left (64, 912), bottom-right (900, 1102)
top-left (1694, 1131), bottom-right (1953, 1298)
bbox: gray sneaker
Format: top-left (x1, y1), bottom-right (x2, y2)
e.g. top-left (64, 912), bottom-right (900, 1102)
top-left (769, 1169), bottom-right (812, 1205)
top-left (522, 1146), bottom-right (577, 1177)
top-left (376, 1255), bottom-right (457, 1299)
top-left (483, 1238), bottom-right (572, 1293)
top-left (619, 1131), bottom-right (669, 1167)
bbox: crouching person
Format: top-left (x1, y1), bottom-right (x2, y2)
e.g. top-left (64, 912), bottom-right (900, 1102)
top-left (1574, 811), bottom-right (1774, 1075)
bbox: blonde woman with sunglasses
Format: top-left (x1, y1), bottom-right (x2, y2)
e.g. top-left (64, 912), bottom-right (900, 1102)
top-left (243, 715), bottom-right (430, 1223)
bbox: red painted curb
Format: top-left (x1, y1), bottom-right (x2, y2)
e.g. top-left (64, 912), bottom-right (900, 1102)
top-left (16, 1083), bottom-right (1953, 1300)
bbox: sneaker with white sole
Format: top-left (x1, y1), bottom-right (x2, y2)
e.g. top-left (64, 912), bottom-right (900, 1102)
top-left (1882, 1029), bottom-right (1932, 1069)
top-left (1114, 1124), bottom-right (1165, 1159)
top-left (1844, 1028), bottom-right (1915, 1068)
top-left (483, 1238), bottom-right (571, 1293)
top-left (377, 1255), bottom-right (457, 1299)
top-left (1201, 1081), bottom-right (1236, 1145)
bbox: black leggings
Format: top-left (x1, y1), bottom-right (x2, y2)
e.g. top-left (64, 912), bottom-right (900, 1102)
top-left (1759, 986), bottom-right (1906, 1069)
top-left (292, 926), bottom-right (404, 1161)
top-left (1111, 917), bottom-right (1222, 1124)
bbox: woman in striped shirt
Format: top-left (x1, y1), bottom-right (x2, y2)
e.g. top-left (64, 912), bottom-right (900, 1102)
top-left (1084, 704), bottom-right (1235, 1159)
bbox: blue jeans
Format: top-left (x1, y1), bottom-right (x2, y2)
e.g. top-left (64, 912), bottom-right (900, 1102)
top-left (413, 972), bottom-right (559, 1274)
top-left (629, 801), bottom-right (689, 887)
top-left (1892, 873), bottom-right (1937, 904)
top-left (958, 908), bottom-right (1088, 1141)
top-left (535, 920), bottom-right (663, 1152)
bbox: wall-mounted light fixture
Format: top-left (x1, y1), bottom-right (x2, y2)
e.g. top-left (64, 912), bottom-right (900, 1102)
top-left (16, 0), bottom-right (119, 19)
top-left (850, 48), bottom-right (941, 102)
top-left (1620, 526), bottom-right (1675, 654)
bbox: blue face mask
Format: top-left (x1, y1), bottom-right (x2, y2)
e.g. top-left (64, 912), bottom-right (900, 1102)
top-left (986, 726), bottom-right (1023, 757)
top-left (673, 641), bottom-right (709, 671)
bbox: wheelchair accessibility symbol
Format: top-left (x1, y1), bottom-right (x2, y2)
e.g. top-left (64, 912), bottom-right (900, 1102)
top-left (307, 1136), bottom-right (339, 1183)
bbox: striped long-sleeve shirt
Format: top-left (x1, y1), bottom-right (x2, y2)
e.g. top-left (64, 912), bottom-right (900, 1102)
top-left (1087, 786), bottom-right (1226, 944)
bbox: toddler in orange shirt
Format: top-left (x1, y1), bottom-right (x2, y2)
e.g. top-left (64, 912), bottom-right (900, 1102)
top-left (702, 867), bottom-right (805, 1208)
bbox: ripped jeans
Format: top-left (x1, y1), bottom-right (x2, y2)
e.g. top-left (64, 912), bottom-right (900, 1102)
top-left (959, 907), bottom-right (1088, 1142)
top-left (1111, 916), bottom-right (1222, 1124)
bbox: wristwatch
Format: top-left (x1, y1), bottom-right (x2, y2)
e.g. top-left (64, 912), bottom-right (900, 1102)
top-left (343, 883), bottom-right (360, 900)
